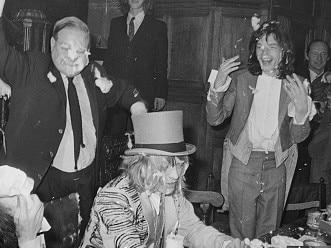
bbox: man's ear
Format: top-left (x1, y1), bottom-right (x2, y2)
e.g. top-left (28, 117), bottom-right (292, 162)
top-left (305, 52), bottom-right (309, 61)
top-left (50, 37), bottom-right (55, 51)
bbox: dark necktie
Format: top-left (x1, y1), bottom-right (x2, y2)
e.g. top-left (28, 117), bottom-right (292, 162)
top-left (67, 77), bottom-right (84, 170)
top-left (128, 17), bottom-right (135, 41)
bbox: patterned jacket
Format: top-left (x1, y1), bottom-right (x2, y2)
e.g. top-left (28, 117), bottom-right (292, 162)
top-left (80, 174), bottom-right (233, 248)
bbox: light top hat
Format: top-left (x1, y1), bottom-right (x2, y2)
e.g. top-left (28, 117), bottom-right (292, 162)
top-left (125, 110), bottom-right (196, 156)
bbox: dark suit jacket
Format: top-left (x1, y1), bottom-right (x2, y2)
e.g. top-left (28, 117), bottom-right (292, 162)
top-left (0, 17), bottom-right (143, 192)
top-left (103, 14), bottom-right (168, 109)
top-left (298, 66), bottom-right (329, 101)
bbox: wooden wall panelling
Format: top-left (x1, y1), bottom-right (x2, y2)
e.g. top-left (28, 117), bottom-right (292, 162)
top-left (271, 0), bottom-right (315, 73)
top-left (162, 10), bottom-right (216, 190)
top-left (208, 5), bottom-right (261, 190)
top-left (314, 0), bottom-right (331, 45)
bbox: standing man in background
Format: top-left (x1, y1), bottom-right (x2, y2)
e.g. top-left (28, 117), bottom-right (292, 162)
top-left (103, 0), bottom-right (168, 137)
top-left (303, 40), bottom-right (331, 205)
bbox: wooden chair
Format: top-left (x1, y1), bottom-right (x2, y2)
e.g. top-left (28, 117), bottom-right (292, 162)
top-left (184, 189), bottom-right (224, 225)
top-left (282, 177), bottom-right (326, 224)
top-left (285, 177), bottom-right (326, 211)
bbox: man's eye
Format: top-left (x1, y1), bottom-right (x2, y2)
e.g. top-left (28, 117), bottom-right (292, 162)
top-left (61, 46), bottom-right (69, 51)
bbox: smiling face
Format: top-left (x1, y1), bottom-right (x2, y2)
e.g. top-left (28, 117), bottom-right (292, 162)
top-left (306, 41), bottom-right (329, 75)
top-left (256, 33), bottom-right (283, 77)
top-left (51, 27), bottom-right (89, 77)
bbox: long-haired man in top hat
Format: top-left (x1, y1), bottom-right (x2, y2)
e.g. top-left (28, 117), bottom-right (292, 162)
top-left (81, 110), bottom-right (246, 248)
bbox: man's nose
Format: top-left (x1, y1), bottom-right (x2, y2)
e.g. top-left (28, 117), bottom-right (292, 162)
top-left (67, 49), bottom-right (78, 61)
top-left (168, 166), bottom-right (180, 179)
top-left (262, 47), bottom-right (271, 56)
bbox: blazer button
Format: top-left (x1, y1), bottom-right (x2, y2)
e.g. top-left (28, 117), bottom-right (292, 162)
top-left (134, 57), bottom-right (138, 61)
top-left (58, 128), bottom-right (63, 134)
top-left (49, 151), bottom-right (54, 157)
top-left (38, 174), bottom-right (43, 179)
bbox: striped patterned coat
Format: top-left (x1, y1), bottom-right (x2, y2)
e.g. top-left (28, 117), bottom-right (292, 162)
top-left (80, 174), bottom-right (233, 248)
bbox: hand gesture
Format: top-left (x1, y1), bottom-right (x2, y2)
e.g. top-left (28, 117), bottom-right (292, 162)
top-left (0, 78), bottom-right (11, 99)
top-left (14, 194), bottom-right (44, 243)
top-left (94, 66), bottom-right (112, 93)
top-left (153, 98), bottom-right (166, 111)
top-left (284, 73), bottom-right (309, 123)
top-left (214, 56), bottom-right (241, 89)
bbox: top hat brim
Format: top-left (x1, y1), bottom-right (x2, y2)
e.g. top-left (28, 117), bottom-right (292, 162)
top-left (124, 143), bottom-right (196, 156)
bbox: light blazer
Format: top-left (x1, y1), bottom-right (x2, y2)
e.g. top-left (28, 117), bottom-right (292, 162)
top-left (0, 17), bottom-right (143, 192)
top-left (81, 174), bottom-right (234, 248)
top-left (206, 70), bottom-right (311, 208)
top-left (206, 70), bottom-right (310, 159)
top-left (103, 14), bottom-right (168, 109)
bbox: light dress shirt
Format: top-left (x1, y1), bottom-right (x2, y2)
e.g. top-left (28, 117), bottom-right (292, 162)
top-left (247, 74), bottom-right (282, 153)
top-left (127, 11), bottom-right (145, 36)
top-left (309, 68), bottom-right (324, 83)
top-left (52, 74), bottom-right (96, 172)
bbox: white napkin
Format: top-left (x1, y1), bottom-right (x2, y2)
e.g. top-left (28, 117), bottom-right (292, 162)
top-left (0, 165), bottom-right (51, 232)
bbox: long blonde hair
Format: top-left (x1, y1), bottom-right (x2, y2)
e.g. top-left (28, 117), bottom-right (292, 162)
top-left (120, 155), bottom-right (188, 195)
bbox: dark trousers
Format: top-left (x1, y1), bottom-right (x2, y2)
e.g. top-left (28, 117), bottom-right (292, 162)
top-left (228, 151), bottom-right (286, 239)
top-left (35, 164), bottom-right (95, 237)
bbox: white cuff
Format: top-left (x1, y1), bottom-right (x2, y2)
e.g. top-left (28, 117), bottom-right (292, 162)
top-left (130, 101), bottom-right (147, 115)
top-left (207, 69), bottom-right (232, 101)
top-left (18, 235), bottom-right (44, 248)
top-left (288, 95), bottom-right (317, 125)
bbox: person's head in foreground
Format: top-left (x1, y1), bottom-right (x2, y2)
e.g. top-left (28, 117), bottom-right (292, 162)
top-left (121, 110), bottom-right (196, 196)
top-left (0, 166), bottom-right (44, 248)
top-left (51, 16), bottom-right (90, 78)
top-left (248, 20), bottom-right (295, 79)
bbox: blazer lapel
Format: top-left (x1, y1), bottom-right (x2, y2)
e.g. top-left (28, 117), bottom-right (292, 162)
top-left (245, 74), bottom-right (258, 110)
top-left (279, 80), bottom-right (291, 121)
top-left (48, 63), bottom-right (66, 105)
top-left (81, 66), bottom-right (99, 131)
top-left (131, 14), bottom-right (150, 42)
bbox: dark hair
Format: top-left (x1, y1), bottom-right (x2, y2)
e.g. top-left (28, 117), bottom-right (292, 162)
top-left (52, 16), bottom-right (90, 49)
top-left (119, 0), bottom-right (154, 15)
top-left (248, 21), bottom-right (295, 79)
top-left (0, 205), bottom-right (18, 248)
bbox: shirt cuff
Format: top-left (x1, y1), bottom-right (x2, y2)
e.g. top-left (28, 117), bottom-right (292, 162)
top-left (207, 76), bottom-right (232, 101)
top-left (288, 95), bottom-right (317, 125)
top-left (18, 235), bottom-right (43, 248)
top-left (130, 101), bottom-right (147, 115)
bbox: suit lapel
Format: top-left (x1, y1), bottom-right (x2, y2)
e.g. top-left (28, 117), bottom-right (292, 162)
top-left (245, 74), bottom-right (258, 111)
top-left (279, 80), bottom-right (291, 120)
top-left (131, 14), bottom-right (151, 42)
top-left (48, 63), bottom-right (66, 105)
top-left (81, 65), bottom-right (99, 131)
